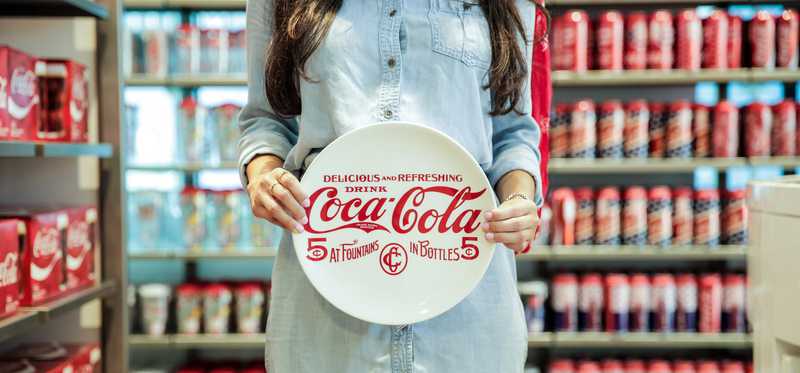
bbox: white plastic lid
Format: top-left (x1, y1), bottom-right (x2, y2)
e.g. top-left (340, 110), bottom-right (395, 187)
top-left (138, 284), bottom-right (171, 298)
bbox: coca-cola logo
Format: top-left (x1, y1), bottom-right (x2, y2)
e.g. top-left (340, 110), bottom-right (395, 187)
top-left (67, 221), bottom-right (91, 251)
top-left (0, 252), bottom-right (18, 287)
top-left (10, 68), bottom-right (35, 106)
top-left (379, 243), bottom-right (407, 276)
top-left (33, 227), bottom-right (61, 258)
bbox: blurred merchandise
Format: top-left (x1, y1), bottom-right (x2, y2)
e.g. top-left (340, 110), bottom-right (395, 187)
top-left (138, 283), bottom-right (171, 336)
top-left (519, 281), bottom-right (548, 333)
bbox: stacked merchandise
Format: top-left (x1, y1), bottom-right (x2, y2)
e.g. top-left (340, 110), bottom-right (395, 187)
top-left (551, 99), bottom-right (799, 160)
top-left (546, 358), bottom-right (752, 373)
top-left (0, 342), bottom-right (101, 373)
top-left (0, 45), bottom-right (90, 143)
top-left (0, 207), bottom-right (99, 321)
top-left (132, 364), bottom-right (266, 373)
top-left (553, 8), bottom-right (798, 72)
top-left (133, 282), bottom-right (268, 336)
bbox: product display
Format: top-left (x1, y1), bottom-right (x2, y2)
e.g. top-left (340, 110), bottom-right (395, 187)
top-left (544, 358), bottom-right (751, 373)
top-left (0, 342), bottom-right (101, 373)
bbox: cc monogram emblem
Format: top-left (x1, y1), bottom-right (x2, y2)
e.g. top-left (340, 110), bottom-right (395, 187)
top-left (379, 243), bottom-right (407, 276)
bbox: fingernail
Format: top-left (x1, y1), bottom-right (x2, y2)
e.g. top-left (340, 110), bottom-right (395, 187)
top-left (294, 223), bottom-right (304, 233)
top-left (301, 216), bottom-right (309, 225)
top-left (484, 211), bottom-right (492, 219)
top-left (481, 222), bottom-right (489, 231)
top-left (486, 232), bottom-right (494, 242)
top-left (303, 199), bottom-right (310, 208)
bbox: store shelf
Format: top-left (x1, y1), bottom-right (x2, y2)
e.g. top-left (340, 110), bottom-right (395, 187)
top-left (129, 248), bottom-right (277, 260)
top-left (0, 0), bottom-right (109, 18)
top-left (749, 68), bottom-right (800, 82)
top-left (548, 158), bottom-right (747, 174)
top-left (553, 69), bottom-right (750, 87)
top-left (548, 0), bottom-right (800, 5)
top-left (125, 75), bottom-right (246, 87)
top-left (125, 0), bottom-right (246, 9)
top-left (129, 334), bottom-right (266, 349)
top-left (0, 142), bottom-right (113, 158)
top-left (519, 245), bottom-right (746, 261)
top-left (536, 332), bottom-right (753, 349)
top-left (748, 156), bottom-right (800, 168)
top-left (127, 162), bottom-right (237, 172)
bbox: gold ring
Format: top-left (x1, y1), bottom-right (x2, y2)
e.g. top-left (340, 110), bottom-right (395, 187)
top-left (277, 169), bottom-right (290, 182)
top-left (270, 181), bottom-right (280, 195)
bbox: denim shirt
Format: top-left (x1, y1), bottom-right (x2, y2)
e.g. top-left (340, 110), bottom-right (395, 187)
top-left (238, 1), bottom-right (542, 372)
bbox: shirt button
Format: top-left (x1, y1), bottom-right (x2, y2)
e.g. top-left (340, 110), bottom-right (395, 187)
top-left (384, 109), bottom-right (393, 119)
top-left (387, 58), bottom-right (396, 68)
top-left (389, 9), bottom-right (397, 17)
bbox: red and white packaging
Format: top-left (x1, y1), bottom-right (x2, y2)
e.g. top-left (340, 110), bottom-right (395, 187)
top-left (553, 273), bottom-right (579, 332)
top-left (772, 99), bottom-right (797, 156)
top-left (676, 9), bottom-right (703, 71)
top-left (648, 102), bottom-right (667, 158)
top-left (728, 15), bottom-right (743, 69)
top-left (603, 359), bottom-right (625, 373)
top-left (553, 10), bottom-right (590, 72)
top-left (712, 101), bottom-right (740, 158)
top-left (36, 60), bottom-right (89, 142)
top-left (750, 10), bottom-right (776, 69)
top-left (777, 9), bottom-right (799, 68)
top-left (200, 28), bottom-right (229, 74)
top-left (693, 104), bottom-right (712, 158)
top-left (65, 207), bottom-right (97, 292)
top-left (235, 282), bottom-right (265, 334)
top-left (744, 102), bottom-right (773, 157)
top-left (570, 99), bottom-right (597, 159)
top-left (721, 361), bottom-right (744, 373)
top-left (699, 273), bottom-right (722, 333)
top-left (597, 11), bottom-right (624, 71)
top-left (648, 360), bottom-right (673, 373)
top-left (227, 29), bottom-right (247, 74)
top-left (574, 187), bottom-right (595, 245)
top-left (703, 10), bottom-right (728, 69)
top-left (64, 342), bottom-right (101, 373)
top-left (551, 187), bottom-right (577, 246)
top-left (666, 100), bottom-right (693, 158)
top-left (0, 45), bottom-right (39, 140)
top-left (629, 273), bottom-right (650, 332)
top-left (651, 273), bottom-right (677, 333)
top-left (622, 186), bottom-right (648, 246)
top-left (594, 187), bottom-right (621, 245)
top-left (550, 359), bottom-right (576, 373)
top-left (578, 360), bottom-right (601, 373)
top-left (579, 272), bottom-right (604, 331)
top-left (672, 187), bottom-right (694, 246)
top-left (551, 103), bottom-right (571, 158)
top-left (647, 10), bottom-right (674, 70)
top-left (722, 189), bottom-right (748, 245)
top-left (625, 12), bottom-right (648, 70)
top-left (625, 360), bottom-right (646, 373)
top-left (598, 100), bottom-right (625, 158)
top-left (203, 283), bottom-right (232, 334)
top-left (697, 361), bottom-right (721, 373)
top-left (0, 219), bottom-right (22, 319)
top-left (676, 273), bottom-right (698, 332)
top-left (647, 186), bottom-right (673, 246)
top-left (176, 283), bottom-right (203, 334)
top-left (674, 360), bottom-right (696, 373)
top-left (173, 24), bottom-right (200, 75)
top-left (142, 28), bottom-right (168, 77)
top-left (623, 100), bottom-right (649, 158)
top-left (723, 273), bottom-right (746, 332)
top-left (604, 273), bottom-right (629, 333)
top-left (5, 342), bottom-right (97, 373)
top-left (694, 189), bottom-right (721, 246)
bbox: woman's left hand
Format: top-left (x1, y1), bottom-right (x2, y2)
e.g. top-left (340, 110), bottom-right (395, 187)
top-left (482, 197), bottom-right (540, 254)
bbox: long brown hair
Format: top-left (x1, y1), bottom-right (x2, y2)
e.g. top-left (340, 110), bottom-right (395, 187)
top-left (265, 0), bottom-right (547, 117)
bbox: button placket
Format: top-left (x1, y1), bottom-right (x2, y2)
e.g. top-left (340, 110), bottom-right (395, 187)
top-left (377, 0), bottom-right (402, 122)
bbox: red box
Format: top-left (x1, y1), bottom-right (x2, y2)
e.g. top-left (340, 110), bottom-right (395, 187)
top-left (2, 343), bottom-right (75, 373)
top-left (36, 59), bottom-right (89, 143)
top-left (0, 45), bottom-right (39, 141)
top-left (65, 207), bottom-right (97, 293)
top-left (66, 342), bottom-right (101, 373)
top-left (0, 219), bottom-right (22, 319)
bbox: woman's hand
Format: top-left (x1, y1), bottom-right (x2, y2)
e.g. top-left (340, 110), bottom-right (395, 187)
top-left (482, 196), bottom-right (540, 254)
top-left (246, 155), bottom-right (309, 233)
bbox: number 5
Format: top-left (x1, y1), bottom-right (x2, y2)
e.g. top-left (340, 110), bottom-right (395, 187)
top-left (307, 238), bottom-right (328, 261)
top-left (460, 237), bottom-right (479, 260)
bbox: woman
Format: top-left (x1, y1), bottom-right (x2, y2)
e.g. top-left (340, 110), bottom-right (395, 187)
top-left (238, 1), bottom-right (545, 371)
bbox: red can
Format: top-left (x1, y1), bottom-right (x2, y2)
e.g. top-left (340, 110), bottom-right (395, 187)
top-left (674, 360), bottom-right (696, 373)
top-left (697, 361), bottom-right (721, 373)
top-left (571, 99), bottom-right (597, 159)
top-left (597, 11), bottom-right (624, 71)
top-left (579, 273), bottom-right (604, 331)
top-left (603, 359), bottom-right (625, 373)
top-left (598, 100), bottom-right (625, 158)
top-left (625, 359), bottom-right (647, 373)
top-left (648, 360), bottom-right (673, 373)
top-left (647, 186), bottom-right (673, 246)
top-left (722, 189), bottom-right (748, 245)
top-left (676, 273), bottom-right (699, 332)
top-left (723, 273), bottom-right (746, 332)
top-left (778, 9), bottom-right (799, 68)
top-left (551, 359), bottom-right (577, 373)
top-left (651, 273), bottom-right (677, 332)
top-left (554, 10), bottom-right (590, 71)
top-left (699, 273), bottom-right (722, 333)
top-left (693, 104), bottom-right (713, 157)
top-left (728, 15), bottom-right (743, 69)
top-left (629, 273), bottom-right (651, 332)
top-left (553, 273), bottom-right (579, 332)
top-left (745, 102), bottom-right (773, 157)
top-left (772, 100), bottom-right (797, 156)
top-left (676, 9), bottom-right (703, 70)
top-left (552, 188), bottom-right (577, 246)
top-left (624, 100), bottom-right (650, 158)
top-left (552, 103), bottom-right (572, 158)
top-left (750, 10), bottom-right (776, 69)
top-left (648, 10), bottom-right (675, 70)
top-left (605, 273), bottom-right (630, 333)
top-left (666, 100), bottom-right (693, 158)
top-left (713, 101), bottom-right (740, 158)
top-left (694, 189), bottom-right (721, 246)
top-left (575, 187), bottom-right (595, 245)
top-left (622, 186), bottom-right (648, 246)
top-left (721, 361), bottom-right (744, 373)
top-left (625, 12), bottom-right (649, 70)
top-left (649, 102), bottom-right (668, 158)
top-left (672, 187), bottom-right (694, 246)
top-left (595, 187), bottom-right (621, 245)
top-left (578, 360), bottom-right (602, 373)
top-left (703, 10), bottom-right (729, 69)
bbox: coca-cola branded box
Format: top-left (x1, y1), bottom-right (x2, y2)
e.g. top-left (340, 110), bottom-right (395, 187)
top-left (69, 342), bottom-right (101, 373)
top-left (65, 207), bottom-right (97, 292)
top-left (0, 219), bottom-right (22, 319)
top-left (1, 342), bottom-right (100, 373)
top-left (36, 60), bottom-right (89, 143)
top-left (0, 45), bottom-right (39, 141)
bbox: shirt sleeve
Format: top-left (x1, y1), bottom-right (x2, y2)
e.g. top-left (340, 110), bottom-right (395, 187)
top-left (485, 0), bottom-right (544, 207)
top-left (237, 0), bottom-right (299, 188)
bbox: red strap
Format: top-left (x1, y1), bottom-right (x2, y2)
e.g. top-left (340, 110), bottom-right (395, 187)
top-left (530, 2), bottom-right (551, 199)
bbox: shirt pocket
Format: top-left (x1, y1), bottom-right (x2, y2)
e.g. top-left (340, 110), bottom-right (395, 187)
top-left (428, 0), bottom-right (492, 70)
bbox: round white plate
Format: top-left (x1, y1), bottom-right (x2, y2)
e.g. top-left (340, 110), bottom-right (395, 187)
top-left (293, 122), bottom-right (497, 325)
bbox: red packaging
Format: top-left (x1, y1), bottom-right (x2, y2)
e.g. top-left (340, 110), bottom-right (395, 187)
top-left (0, 46), bottom-right (39, 140)
top-left (203, 282), bottom-right (233, 334)
top-left (672, 187), bottom-right (694, 245)
top-left (744, 102), bottom-right (773, 157)
top-left (712, 101), bottom-right (740, 158)
top-left (624, 100), bottom-right (649, 158)
top-left (676, 273), bottom-right (698, 332)
top-left (603, 359), bottom-right (625, 373)
top-left (604, 274), bottom-right (629, 333)
top-left (703, 10), bottom-right (729, 69)
top-left (693, 104), bottom-right (712, 157)
top-left (649, 102), bottom-right (667, 158)
top-left (209, 369), bottom-right (236, 373)
top-left (697, 361), bottom-right (721, 373)
top-left (666, 100), bottom-right (693, 158)
top-left (694, 189), bottom-right (721, 246)
top-left (575, 187), bottom-right (595, 245)
top-left (674, 360), bottom-right (696, 373)
top-left (629, 273), bottom-right (650, 332)
top-left (570, 99), bottom-right (597, 159)
top-left (550, 359), bottom-right (576, 373)
top-left (728, 15), bottom-right (743, 69)
top-left (777, 9), bottom-right (799, 68)
top-left (598, 100), bottom-right (625, 158)
top-left (579, 272), bottom-right (604, 331)
top-left (235, 282), bottom-right (265, 334)
top-left (722, 189), bottom-right (748, 245)
top-left (647, 186), bottom-right (673, 246)
top-left (65, 207), bottom-right (97, 292)
top-left (174, 24), bottom-right (200, 74)
top-left (676, 9), bottom-right (703, 71)
top-left (625, 12), bottom-right (649, 70)
top-left (648, 10), bottom-right (674, 70)
top-left (241, 367), bottom-right (267, 373)
top-left (625, 360), bottom-right (646, 373)
top-left (227, 29), bottom-right (247, 74)
top-left (0, 219), bottom-right (22, 319)
top-left (594, 187), bottom-right (621, 245)
top-left (5, 343), bottom-right (76, 373)
top-left (597, 11), bottom-right (624, 71)
top-left (554, 10), bottom-right (590, 72)
top-left (750, 11), bottom-right (776, 69)
top-left (699, 273), bottom-right (722, 333)
top-left (552, 103), bottom-right (571, 158)
top-left (723, 273), bottom-right (746, 332)
top-left (578, 360), bottom-right (602, 373)
top-left (553, 273), bottom-right (579, 332)
top-left (651, 273), bottom-right (677, 332)
top-left (142, 29), bottom-right (168, 77)
top-left (176, 283), bottom-right (202, 335)
top-left (648, 360), bottom-right (673, 373)
top-left (36, 60), bottom-right (89, 142)
top-left (622, 186), bottom-right (647, 246)
top-left (66, 342), bottom-right (101, 373)
top-left (200, 28), bottom-right (229, 74)
top-left (551, 187), bottom-right (577, 246)
top-left (721, 361), bottom-right (744, 373)
top-left (772, 100), bottom-right (797, 156)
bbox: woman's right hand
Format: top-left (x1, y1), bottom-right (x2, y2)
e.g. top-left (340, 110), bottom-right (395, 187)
top-left (245, 155), bottom-right (310, 233)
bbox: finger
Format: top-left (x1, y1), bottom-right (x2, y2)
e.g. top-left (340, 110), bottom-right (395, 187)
top-left (260, 194), bottom-right (304, 233)
top-left (276, 170), bottom-right (309, 208)
top-left (481, 214), bottom-right (534, 233)
top-left (486, 229), bottom-right (535, 245)
top-left (484, 203), bottom-right (533, 222)
top-left (271, 182), bottom-right (307, 224)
